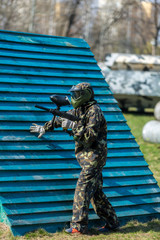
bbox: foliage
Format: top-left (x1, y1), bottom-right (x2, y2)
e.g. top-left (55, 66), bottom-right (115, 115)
top-left (134, 42), bottom-right (152, 55)
top-left (0, 0), bottom-right (160, 60)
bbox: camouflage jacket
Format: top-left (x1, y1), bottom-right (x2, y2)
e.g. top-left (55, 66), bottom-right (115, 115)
top-left (44, 100), bottom-right (107, 157)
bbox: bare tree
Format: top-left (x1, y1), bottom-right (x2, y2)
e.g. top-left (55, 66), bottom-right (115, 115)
top-left (0, 0), bottom-right (18, 29)
top-left (152, 0), bottom-right (160, 54)
top-left (1, 0), bottom-right (160, 58)
top-left (64, 0), bottom-right (81, 36)
top-left (89, 0), bottom-right (139, 61)
top-left (29, 0), bottom-right (36, 32)
top-left (49, 0), bottom-right (56, 35)
top-left (122, 0), bottom-right (160, 55)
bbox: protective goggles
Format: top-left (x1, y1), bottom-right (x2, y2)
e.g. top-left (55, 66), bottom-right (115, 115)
top-left (70, 90), bottom-right (84, 100)
top-left (69, 85), bottom-right (84, 100)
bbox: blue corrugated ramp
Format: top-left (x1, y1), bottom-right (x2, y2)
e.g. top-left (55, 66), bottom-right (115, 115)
top-left (0, 30), bottom-right (160, 236)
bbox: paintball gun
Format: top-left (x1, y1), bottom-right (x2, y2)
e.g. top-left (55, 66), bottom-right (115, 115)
top-left (35, 95), bottom-right (79, 135)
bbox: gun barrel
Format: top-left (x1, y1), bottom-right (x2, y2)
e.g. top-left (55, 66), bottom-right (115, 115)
top-left (55, 110), bottom-right (79, 122)
top-left (35, 105), bottom-right (79, 122)
top-left (35, 105), bottom-right (51, 112)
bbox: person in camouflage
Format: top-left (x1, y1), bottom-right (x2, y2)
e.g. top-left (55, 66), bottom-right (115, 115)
top-left (30, 82), bottom-right (119, 234)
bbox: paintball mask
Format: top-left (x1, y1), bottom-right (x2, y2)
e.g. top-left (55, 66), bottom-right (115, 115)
top-left (69, 82), bottom-right (94, 109)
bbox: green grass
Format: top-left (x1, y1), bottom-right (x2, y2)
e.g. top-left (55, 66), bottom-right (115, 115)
top-left (0, 113), bottom-right (160, 240)
top-left (1, 220), bottom-right (160, 240)
top-left (124, 112), bottom-right (160, 187)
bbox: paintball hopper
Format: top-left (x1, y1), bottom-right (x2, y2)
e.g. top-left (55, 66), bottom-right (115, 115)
top-left (35, 94), bottom-right (78, 122)
top-left (50, 95), bottom-right (71, 108)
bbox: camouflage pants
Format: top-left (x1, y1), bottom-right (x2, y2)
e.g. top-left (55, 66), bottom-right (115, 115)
top-left (70, 156), bottom-right (119, 233)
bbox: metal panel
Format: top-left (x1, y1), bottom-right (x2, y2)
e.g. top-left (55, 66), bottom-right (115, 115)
top-left (103, 70), bottom-right (160, 110)
top-left (105, 53), bottom-right (160, 71)
top-left (0, 30), bottom-right (160, 236)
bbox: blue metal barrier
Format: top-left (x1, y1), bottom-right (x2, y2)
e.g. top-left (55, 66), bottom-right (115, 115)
top-left (0, 30), bottom-right (160, 236)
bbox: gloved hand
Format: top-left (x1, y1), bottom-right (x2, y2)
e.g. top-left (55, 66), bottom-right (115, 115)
top-left (30, 123), bottom-right (46, 138)
top-left (44, 120), bottom-right (53, 131)
top-left (61, 118), bottom-right (76, 130)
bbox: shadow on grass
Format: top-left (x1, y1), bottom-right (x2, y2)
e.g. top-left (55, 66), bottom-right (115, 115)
top-left (123, 111), bottom-right (154, 117)
top-left (121, 220), bottom-right (160, 234)
top-left (88, 219), bottom-right (160, 236)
